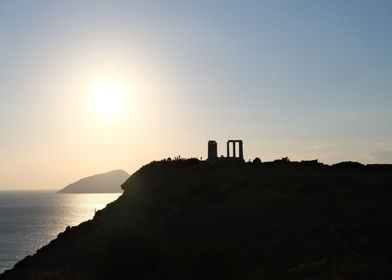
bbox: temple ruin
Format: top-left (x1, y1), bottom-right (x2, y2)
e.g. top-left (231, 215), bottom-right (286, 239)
top-left (207, 139), bottom-right (244, 162)
top-left (208, 140), bottom-right (218, 162)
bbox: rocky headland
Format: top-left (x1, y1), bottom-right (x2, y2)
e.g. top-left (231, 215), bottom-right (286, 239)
top-left (2, 159), bottom-right (392, 279)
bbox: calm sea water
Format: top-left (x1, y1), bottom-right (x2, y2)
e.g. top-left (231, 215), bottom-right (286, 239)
top-left (0, 190), bottom-right (121, 274)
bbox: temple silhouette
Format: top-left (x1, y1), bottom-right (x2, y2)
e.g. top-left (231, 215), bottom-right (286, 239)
top-left (207, 140), bottom-right (244, 163)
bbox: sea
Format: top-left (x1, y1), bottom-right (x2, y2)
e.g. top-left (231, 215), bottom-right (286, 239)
top-left (0, 190), bottom-right (121, 274)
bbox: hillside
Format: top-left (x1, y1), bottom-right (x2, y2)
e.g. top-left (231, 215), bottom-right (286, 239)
top-left (2, 159), bottom-right (392, 279)
top-left (58, 170), bottom-right (129, 193)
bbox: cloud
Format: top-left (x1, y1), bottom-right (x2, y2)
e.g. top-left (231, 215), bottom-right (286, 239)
top-left (368, 149), bottom-right (392, 163)
top-left (310, 144), bottom-right (338, 151)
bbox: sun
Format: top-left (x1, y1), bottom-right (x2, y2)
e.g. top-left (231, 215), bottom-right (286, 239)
top-left (92, 82), bottom-right (127, 117)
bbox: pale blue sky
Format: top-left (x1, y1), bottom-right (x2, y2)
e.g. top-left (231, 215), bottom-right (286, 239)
top-left (1, 1), bottom-right (392, 188)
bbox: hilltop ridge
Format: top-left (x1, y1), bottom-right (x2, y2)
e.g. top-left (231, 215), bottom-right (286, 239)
top-left (2, 159), bottom-right (392, 279)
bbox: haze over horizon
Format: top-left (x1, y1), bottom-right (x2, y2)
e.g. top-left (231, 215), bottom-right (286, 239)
top-left (1, 0), bottom-right (392, 189)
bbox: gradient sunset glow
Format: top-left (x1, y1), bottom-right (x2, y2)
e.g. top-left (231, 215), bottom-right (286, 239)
top-left (0, 1), bottom-right (391, 189)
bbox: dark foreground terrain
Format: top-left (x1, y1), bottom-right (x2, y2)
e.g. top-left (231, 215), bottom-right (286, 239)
top-left (2, 159), bottom-right (392, 279)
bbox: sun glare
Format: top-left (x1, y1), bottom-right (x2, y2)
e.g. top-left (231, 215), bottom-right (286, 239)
top-left (92, 82), bottom-right (127, 117)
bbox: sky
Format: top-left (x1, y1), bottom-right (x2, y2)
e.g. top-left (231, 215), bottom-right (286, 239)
top-left (1, 0), bottom-right (392, 189)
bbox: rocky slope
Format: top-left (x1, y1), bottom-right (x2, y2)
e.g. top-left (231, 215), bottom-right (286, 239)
top-left (2, 159), bottom-right (392, 279)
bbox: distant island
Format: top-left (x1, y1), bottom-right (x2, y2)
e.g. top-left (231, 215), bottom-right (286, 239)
top-left (58, 170), bottom-right (129, 193)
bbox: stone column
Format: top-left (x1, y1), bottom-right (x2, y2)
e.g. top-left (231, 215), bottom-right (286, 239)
top-left (233, 141), bottom-right (236, 158)
top-left (239, 141), bottom-right (243, 160)
top-left (227, 141), bottom-right (230, 158)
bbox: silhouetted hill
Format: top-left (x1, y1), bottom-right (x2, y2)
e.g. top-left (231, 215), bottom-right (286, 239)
top-left (58, 170), bottom-right (129, 193)
top-left (2, 159), bottom-right (392, 279)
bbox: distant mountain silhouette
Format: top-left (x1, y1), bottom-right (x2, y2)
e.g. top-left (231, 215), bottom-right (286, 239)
top-left (3, 159), bottom-right (392, 279)
top-left (58, 170), bottom-right (129, 193)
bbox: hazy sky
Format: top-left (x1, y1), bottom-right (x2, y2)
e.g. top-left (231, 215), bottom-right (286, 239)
top-left (1, 0), bottom-right (392, 189)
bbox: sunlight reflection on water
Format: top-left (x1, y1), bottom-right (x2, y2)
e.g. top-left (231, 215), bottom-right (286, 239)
top-left (0, 191), bottom-right (121, 273)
